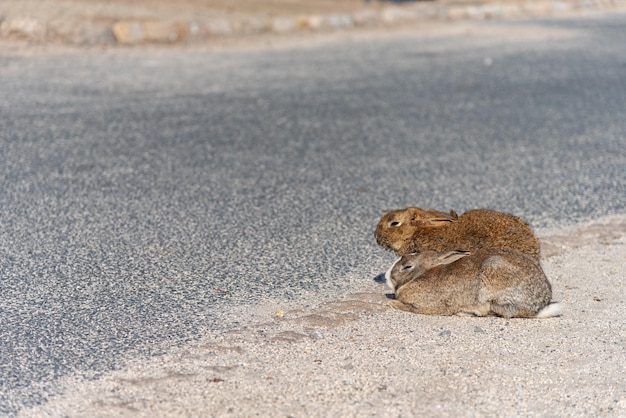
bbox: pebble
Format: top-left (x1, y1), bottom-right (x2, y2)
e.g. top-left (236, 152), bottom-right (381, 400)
top-left (310, 330), bottom-right (325, 340)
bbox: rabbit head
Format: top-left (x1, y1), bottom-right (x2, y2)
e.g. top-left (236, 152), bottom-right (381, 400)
top-left (375, 207), bottom-right (458, 255)
top-left (385, 249), bottom-right (471, 291)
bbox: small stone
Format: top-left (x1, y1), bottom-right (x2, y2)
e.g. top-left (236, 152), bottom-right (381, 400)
top-left (298, 15), bottom-right (324, 30)
top-left (439, 330), bottom-right (451, 337)
top-left (324, 14), bottom-right (354, 29)
top-left (474, 326), bottom-right (485, 333)
top-left (112, 21), bottom-right (144, 44)
top-left (0, 18), bottom-right (46, 41)
top-left (310, 330), bottom-right (325, 340)
top-left (189, 22), bottom-right (201, 36)
top-left (142, 21), bottom-right (186, 43)
top-left (46, 19), bottom-right (115, 46)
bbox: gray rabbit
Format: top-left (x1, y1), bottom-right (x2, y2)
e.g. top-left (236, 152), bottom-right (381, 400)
top-left (385, 247), bottom-right (562, 318)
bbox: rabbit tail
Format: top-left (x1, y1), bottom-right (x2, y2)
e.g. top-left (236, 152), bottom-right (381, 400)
top-left (535, 302), bottom-right (563, 318)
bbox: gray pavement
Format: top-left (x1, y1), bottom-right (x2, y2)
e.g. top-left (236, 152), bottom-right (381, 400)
top-left (1, 11), bottom-right (626, 415)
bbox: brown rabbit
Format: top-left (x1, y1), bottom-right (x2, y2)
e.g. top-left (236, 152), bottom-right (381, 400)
top-left (384, 248), bottom-right (561, 318)
top-left (375, 207), bottom-right (541, 260)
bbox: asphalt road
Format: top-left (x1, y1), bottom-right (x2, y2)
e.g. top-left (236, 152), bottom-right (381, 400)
top-left (1, 11), bottom-right (626, 415)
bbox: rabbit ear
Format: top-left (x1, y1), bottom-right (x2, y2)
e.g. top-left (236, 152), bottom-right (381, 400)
top-left (425, 209), bottom-right (457, 219)
top-left (406, 208), bottom-right (457, 227)
top-left (417, 218), bottom-right (454, 227)
top-left (436, 250), bottom-right (471, 265)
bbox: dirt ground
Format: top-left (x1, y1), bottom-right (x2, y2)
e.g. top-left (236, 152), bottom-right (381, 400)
top-left (2, 0), bottom-right (386, 20)
top-left (2, 0), bottom-right (625, 47)
top-left (0, 0), bottom-right (604, 21)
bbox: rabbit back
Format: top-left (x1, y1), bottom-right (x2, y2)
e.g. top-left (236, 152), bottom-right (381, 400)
top-left (476, 249), bottom-right (552, 318)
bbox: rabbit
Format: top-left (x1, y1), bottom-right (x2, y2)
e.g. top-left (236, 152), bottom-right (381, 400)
top-left (384, 247), bottom-right (562, 318)
top-left (375, 207), bottom-right (541, 260)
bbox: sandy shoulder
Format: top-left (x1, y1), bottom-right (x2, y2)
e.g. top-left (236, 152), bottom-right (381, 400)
top-left (20, 215), bottom-right (626, 417)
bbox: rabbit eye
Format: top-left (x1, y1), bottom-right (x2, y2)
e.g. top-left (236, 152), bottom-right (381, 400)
top-left (389, 221), bottom-right (401, 227)
top-left (401, 264), bottom-right (413, 271)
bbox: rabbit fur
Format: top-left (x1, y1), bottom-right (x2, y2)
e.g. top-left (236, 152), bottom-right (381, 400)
top-left (375, 207), bottom-right (541, 260)
top-left (385, 247), bottom-right (562, 318)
